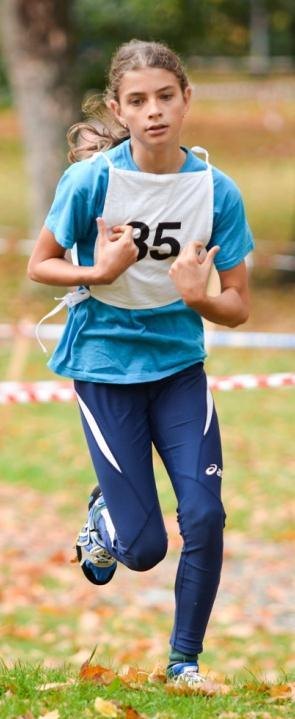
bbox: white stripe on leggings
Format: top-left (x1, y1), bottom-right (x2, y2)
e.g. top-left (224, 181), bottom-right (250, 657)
top-left (101, 507), bottom-right (116, 545)
top-left (76, 391), bottom-right (122, 473)
top-left (204, 382), bottom-right (214, 436)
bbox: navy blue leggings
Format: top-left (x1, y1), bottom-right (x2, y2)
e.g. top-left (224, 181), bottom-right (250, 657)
top-left (74, 363), bottom-right (226, 655)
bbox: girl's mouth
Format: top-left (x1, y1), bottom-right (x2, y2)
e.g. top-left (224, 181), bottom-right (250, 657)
top-left (146, 125), bottom-right (168, 135)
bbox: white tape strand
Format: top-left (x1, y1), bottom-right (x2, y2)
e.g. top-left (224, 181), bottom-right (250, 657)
top-left (0, 324), bottom-right (294, 351)
top-left (0, 374), bottom-right (294, 404)
top-left (205, 331), bottom-right (295, 349)
top-left (1, 324), bottom-right (294, 349)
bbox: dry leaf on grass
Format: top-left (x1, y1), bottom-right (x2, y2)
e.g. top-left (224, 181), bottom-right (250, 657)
top-left (38, 711), bottom-right (60, 719)
top-left (80, 663), bottom-right (117, 685)
top-left (94, 696), bottom-right (147, 719)
top-left (166, 678), bottom-right (231, 696)
top-left (124, 708), bottom-right (146, 719)
top-left (148, 664), bottom-right (167, 684)
top-left (49, 550), bottom-right (66, 564)
top-left (243, 712), bottom-right (272, 718)
top-left (94, 697), bottom-right (119, 717)
top-left (4, 689), bottom-right (13, 698)
top-left (79, 654), bottom-right (151, 692)
top-left (243, 682), bottom-right (270, 693)
top-left (120, 667), bottom-right (149, 686)
top-left (243, 681), bottom-right (295, 703)
top-left (268, 682), bottom-right (295, 702)
top-left (38, 679), bottom-right (75, 691)
top-left (79, 647), bottom-right (118, 686)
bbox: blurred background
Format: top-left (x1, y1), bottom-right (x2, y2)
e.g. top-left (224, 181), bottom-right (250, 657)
top-left (0, 0), bottom-right (294, 678)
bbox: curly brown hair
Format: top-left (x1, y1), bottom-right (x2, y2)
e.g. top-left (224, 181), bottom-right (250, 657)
top-left (67, 39), bottom-right (189, 163)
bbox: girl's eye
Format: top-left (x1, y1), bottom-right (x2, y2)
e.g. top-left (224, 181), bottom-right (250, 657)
top-left (129, 98), bottom-right (144, 106)
top-left (161, 94), bottom-right (173, 101)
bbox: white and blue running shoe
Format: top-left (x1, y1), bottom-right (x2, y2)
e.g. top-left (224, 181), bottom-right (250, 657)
top-left (166, 662), bottom-right (205, 686)
top-left (76, 485), bottom-right (117, 585)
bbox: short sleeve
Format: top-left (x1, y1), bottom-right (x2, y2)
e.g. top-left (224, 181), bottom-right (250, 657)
top-left (44, 164), bottom-right (95, 249)
top-left (208, 169), bottom-right (254, 271)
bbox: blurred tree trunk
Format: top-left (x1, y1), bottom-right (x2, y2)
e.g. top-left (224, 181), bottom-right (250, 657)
top-left (249, 0), bottom-right (270, 74)
top-left (0, 0), bottom-right (78, 237)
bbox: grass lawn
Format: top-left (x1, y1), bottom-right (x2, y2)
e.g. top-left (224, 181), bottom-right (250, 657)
top-left (0, 662), bottom-right (294, 719)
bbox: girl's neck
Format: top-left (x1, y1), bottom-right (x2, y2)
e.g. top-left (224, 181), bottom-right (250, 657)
top-left (130, 141), bottom-right (187, 174)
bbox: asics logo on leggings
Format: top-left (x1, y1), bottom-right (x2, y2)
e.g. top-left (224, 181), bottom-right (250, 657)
top-left (206, 464), bottom-right (223, 477)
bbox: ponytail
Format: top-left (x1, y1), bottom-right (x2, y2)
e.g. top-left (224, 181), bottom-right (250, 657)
top-left (67, 95), bottom-right (129, 163)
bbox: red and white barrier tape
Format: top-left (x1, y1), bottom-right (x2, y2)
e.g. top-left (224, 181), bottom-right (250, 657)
top-left (0, 374), bottom-right (294, 404)
top-left (208, 373), bottom-right (295, 391)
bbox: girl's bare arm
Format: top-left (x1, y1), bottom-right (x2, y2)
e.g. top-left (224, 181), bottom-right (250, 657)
top-left (27, 218), bottom-right (138, 287)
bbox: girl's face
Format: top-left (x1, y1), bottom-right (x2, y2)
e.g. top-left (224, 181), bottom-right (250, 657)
top-left (109, 67), bottom-right (191, 151)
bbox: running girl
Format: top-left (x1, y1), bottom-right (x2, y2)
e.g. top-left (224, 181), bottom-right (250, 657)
top-left (28, 40), bottom-right (254, 686)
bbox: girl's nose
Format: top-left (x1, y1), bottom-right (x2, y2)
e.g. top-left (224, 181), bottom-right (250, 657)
top-left (147, 100), bottom-right (162, 117)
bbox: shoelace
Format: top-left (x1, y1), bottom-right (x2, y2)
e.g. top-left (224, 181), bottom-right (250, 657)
top-left (89, 545), bottom-right (114, 565)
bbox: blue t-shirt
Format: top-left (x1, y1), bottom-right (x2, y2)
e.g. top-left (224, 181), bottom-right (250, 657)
top-left (44, 140), bottom-right (254, 383)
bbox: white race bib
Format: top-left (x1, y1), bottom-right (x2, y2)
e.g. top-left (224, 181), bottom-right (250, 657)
top-left (90, 148), bottom-right (213, 310)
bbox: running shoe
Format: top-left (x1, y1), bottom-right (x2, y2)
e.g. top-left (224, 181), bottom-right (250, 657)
top-left (76, 485), bottom-right (117, 585)
top-left (166, 662), bottom-right (206, 687)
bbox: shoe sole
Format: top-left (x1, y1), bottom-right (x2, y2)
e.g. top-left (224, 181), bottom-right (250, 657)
top-left (76, 544), bottom-right (117, 585)
top-left (76, 484), bottom-right (117, 585)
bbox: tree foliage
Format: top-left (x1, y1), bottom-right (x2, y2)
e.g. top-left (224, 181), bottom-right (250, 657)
top-left (73, 0), bottom-right (294, 94)
top-left (1, 0), bottom-right (294, 97)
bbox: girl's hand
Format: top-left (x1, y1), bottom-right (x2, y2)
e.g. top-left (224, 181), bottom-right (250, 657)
top-left (169, 241), bottom-right (220, 307)
top-left (92, 217), bottom-right (139, 284)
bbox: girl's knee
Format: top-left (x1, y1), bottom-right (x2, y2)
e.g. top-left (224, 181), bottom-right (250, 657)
top-left (180, 498), bottom-right (226, 539)
top-left (124, 533), bottom-right (168, 572)
top-left (200, 504), bottom-right (225, 530)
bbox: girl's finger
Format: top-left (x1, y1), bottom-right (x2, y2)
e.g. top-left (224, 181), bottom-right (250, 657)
top-left (113, 225), bottom-right (135, 242)
top-left (108, 232), bottom-right (122, 242)
top-left (206, 245), bottom-right (220, 262)
top-left (111, 224), bottom-right (133, 234)
top-left (96, 217), bottom-right (108, 242)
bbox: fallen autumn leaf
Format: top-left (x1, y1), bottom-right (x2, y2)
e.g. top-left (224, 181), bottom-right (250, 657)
top-left (94, 696), bottom-right (119, 717)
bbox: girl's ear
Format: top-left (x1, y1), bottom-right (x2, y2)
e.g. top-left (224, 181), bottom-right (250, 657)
top-left (183, 85), bottom-right (192, 114)
top-left (108, 99), bottom-right (126, 128)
